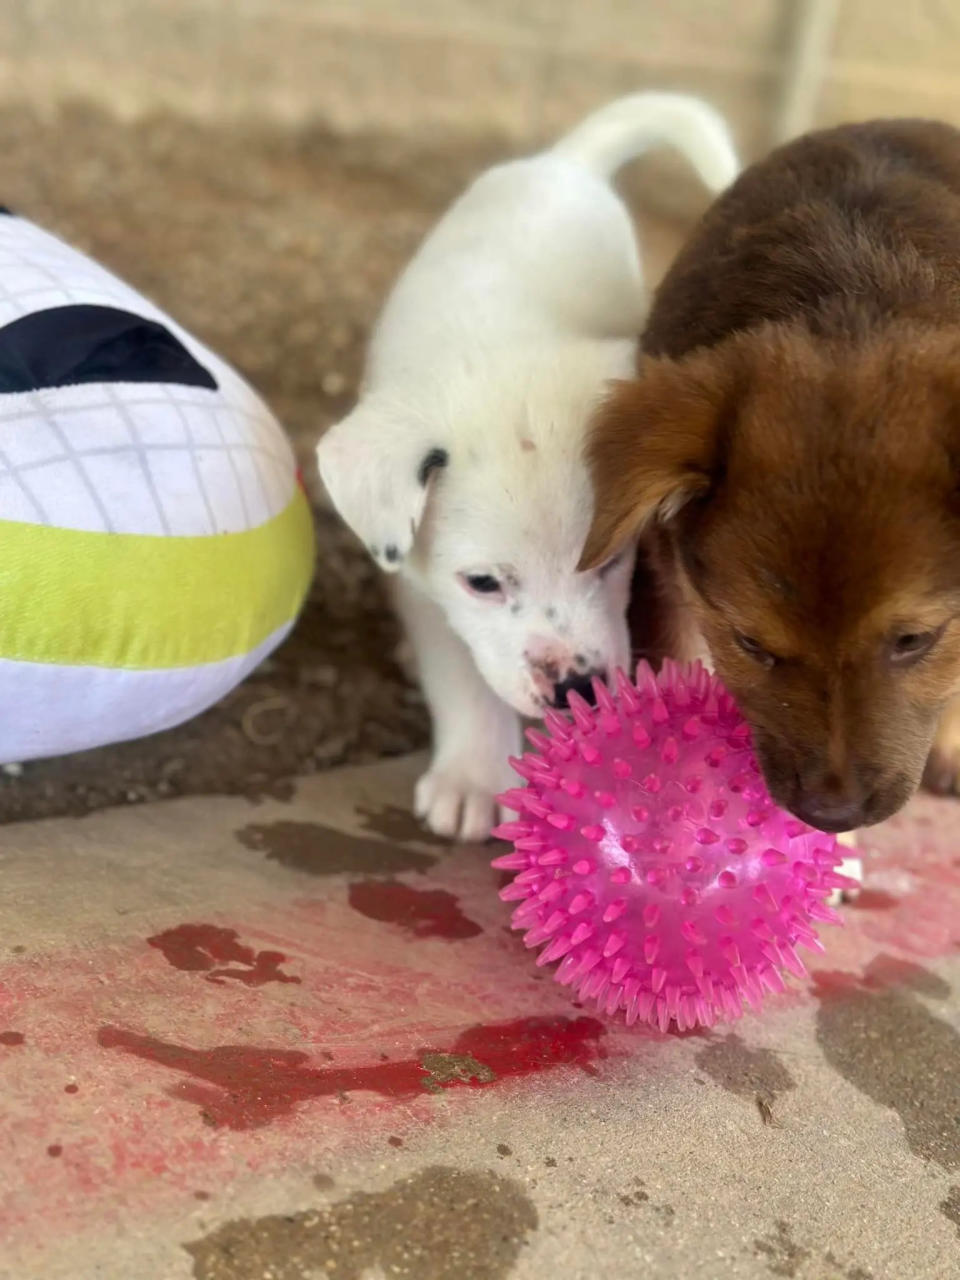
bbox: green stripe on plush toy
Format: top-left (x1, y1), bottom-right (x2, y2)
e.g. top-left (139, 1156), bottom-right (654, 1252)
top-left (0, 489), bottom-right (313, 669)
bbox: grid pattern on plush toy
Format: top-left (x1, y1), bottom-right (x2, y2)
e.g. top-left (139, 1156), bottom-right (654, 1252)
top-left (0, 218), bottom-right (294, 536)
top-left (0, 216), bottom-right (171, 324)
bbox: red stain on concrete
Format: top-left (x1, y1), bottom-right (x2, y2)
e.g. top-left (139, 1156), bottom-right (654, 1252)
top-left (0, 1031), bottom-right (24, 1046)
top-left (347, 880), bottom-right (483, 940)
top-left (47, 1144), bottom-right (62, 1158)
top-left (146, 923), bottom-right (301, 987)
top-left (64, 1083), bottom-right (79, 1094)
top-left (453, 1016), bottom-right (605, 1079)
top-left (849, 890), bottom-right (899, 911)
top-left (97, 1014), bottom-right (604, 1131)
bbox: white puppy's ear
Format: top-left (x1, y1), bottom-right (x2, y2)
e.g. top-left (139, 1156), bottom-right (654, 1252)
top-left (316, 404), bottom-right (448, 572)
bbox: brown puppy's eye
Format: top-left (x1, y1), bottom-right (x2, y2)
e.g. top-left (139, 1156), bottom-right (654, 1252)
top-left (734, 631), bottom-right (777, 669)
top-left (889, 627), bottom-right (943, 666)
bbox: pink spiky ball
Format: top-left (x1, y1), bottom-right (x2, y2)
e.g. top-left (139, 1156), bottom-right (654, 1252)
top-left (492, 659), bottom-right (855, 1032)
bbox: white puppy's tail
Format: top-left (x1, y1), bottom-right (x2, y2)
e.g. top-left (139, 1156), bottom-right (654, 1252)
top-left (551, 91), bottom-right (738, 192)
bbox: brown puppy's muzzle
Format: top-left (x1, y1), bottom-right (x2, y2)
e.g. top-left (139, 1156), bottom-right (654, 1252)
top-left (751, 728), bottom-right (916, 832)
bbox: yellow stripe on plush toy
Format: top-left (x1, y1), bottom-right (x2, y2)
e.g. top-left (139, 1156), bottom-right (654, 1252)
top-left (0, 489), bottom-right (314, 670)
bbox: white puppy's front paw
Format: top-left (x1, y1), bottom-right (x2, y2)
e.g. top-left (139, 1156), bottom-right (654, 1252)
top-left (827, 831), bottom-right (862, 906)
top-left (414, 765), bottom-right (508, 843)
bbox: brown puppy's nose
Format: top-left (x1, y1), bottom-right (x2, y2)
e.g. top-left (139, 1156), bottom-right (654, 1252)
top-left (792, 794), bottom-right (862, 833)
top-left (552, 672), bottom-right (604, 710)
top-left (791, 764), bottom-right (867, 832)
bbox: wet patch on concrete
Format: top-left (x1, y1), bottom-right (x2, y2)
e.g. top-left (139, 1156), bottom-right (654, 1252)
top-left (863, 954), bottom-right (952, 999)
top-left (753, 1220), bottom-right (811, 1277)
top-left (97, 1015), bottom-right (605, 1129)
top-left (940, 1185), bottom-right (960, 1238)
top-left (348, 879), bottom-right (483, 939)
top-left (355, 802), bottom-right (452, 849)
top-left (0, 1031), bottom-right (25, 1046)
top-left (695, 1034), bottom-right (796, 1120)
top-left (147, 923), bottom-right (300, 987)
top-left (184, 1165), bottom-right (538, 1280)
top-left (814, 957), bottom-right (960, 1171)
top-left (235, 820), bottom-right (437, 876)
top-left (822, 1252), bottom-right (873, 1280)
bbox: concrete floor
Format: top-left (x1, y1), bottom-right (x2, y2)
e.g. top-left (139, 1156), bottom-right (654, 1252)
top-left (1, 753), bottom-right (958, 1279)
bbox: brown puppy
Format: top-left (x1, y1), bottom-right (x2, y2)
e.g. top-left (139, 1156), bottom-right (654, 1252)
top-left (581, 119), bottom-right (960, 832)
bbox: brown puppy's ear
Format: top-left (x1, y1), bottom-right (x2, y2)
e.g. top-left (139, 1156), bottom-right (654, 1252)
top-left (578, 354), bottom-right (733, 571)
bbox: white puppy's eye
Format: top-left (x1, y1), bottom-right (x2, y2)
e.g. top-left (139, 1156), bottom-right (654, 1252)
top-left (459, 572), bottom-right (504, 600)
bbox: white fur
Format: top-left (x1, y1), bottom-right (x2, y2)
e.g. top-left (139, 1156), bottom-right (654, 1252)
top-left (317, 92), bottom-right (739, 840)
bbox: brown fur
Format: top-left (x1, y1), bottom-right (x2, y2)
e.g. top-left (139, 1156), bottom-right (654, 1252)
top-left (587, 119), bottom-right (960, 829)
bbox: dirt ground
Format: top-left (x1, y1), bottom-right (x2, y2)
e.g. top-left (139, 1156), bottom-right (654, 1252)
top-left (0, 104), bottom-right (492, 821)
top-left (0, 103), bottom-right (688, 822)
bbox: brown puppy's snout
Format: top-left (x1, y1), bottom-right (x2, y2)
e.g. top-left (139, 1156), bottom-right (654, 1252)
top-left (792, 752), bottom-right (879, 831)
top-left (754, 729), bottom-right (913, 832)
top-left (789, 777), bottom-right (866, 834)
top-left (769, 748), bottom-right (868, 831)
top-left (791, 776), bottom-right (912, 832)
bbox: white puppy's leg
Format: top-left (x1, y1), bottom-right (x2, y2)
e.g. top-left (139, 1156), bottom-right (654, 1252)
top-left (392, 576), bottom-right (521, 842)
top-left (923, 692), bottom-right (960, 796)
top-left (829, 830), bottom-right (862, 906)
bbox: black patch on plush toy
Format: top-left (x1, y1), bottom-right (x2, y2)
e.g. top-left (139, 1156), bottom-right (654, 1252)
top-left (417, 447), bottom-right (448, 487)
top-left (0, 304), bottom-right (218, 393)
top-left (0, 207), bottom-right (13, 216)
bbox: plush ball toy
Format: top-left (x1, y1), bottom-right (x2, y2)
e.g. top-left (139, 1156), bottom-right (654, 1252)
top-left (492, 660), bottom-right (855, 1032)
top-left (0, 210), bottom-right (313, 761)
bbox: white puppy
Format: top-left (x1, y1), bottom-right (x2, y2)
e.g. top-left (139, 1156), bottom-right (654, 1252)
top-left (317, 93), bottom-right (738, 841)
